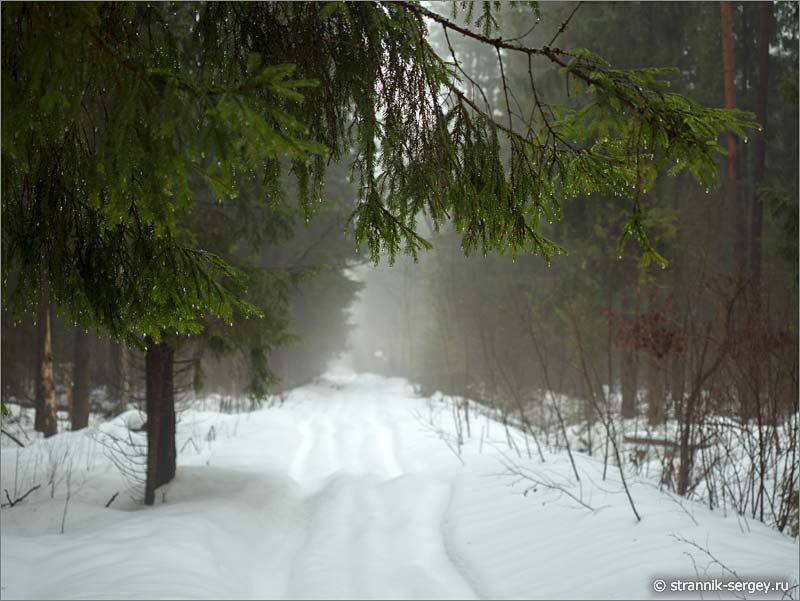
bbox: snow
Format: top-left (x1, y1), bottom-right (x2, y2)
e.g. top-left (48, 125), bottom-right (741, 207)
top-left (1, 366), bottom-right (798, 599)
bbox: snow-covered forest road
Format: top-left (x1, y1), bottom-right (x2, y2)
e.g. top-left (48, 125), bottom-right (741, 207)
top-left (1, 368), bottom-right (797, 599)
top-left (274, 372), bottom-right (475, 599)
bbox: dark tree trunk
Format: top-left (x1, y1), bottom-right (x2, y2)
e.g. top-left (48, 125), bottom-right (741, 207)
top-left (720, 1), bottom-right (738, 174)
top-left (120, 343), bottom-right (130, 413)
top-left (34, 301), bottom-right (45, 432)
top-left (35, 274), bottom-right (58, 437)
top-left (676, 419), bottom-right (695, 496)
top-left (676, 384), bottom-right (701, 496)
top-left (71, 329), bottom-right (91, 430)
top-left (620, 292), bottom-right (638, 419)
top-left (64, 371), bottom-right (73, 423)
top-left (647, 358), bottom-right (665, 426)
top-left (144, 334), bottom-right (176, 506)
top-left (621, 350), bottom-right (637, 419)
top-left (112, 340), bottom-right (130, 414)
top-left (750, 1), bottom-right (771, 286)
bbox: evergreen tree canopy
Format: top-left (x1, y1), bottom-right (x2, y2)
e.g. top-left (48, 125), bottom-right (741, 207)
top-left (1, 1), bottom-right (756, 345)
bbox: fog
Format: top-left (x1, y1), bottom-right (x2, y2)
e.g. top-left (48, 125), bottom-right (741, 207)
top-left (1, 2), bottom-right (798, 598)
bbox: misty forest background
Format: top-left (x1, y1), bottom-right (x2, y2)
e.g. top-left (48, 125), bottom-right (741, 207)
top-left (2, 1), bottom-right (798, 536)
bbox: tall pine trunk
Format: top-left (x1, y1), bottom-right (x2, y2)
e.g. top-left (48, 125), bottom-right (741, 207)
top-left (720, 1), bottom-right (746, 273)
top-left (35, 274), bottom-right (58, 437)
top-left (144, 334), bottom-right (176, 505)
top-left (71, 329), bottom-right (90, 430)
top-left (751, 2), bottom-right (771, 286)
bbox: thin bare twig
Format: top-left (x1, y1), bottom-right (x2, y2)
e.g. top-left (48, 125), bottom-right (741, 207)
top-left (548, 2), bottom-right (583, 48)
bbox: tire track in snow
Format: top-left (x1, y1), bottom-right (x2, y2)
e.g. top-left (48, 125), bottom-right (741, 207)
top-left (440, 476), bottom-right (487, 600)
top-left (285, 476), bottom-right (360, 599)
top-left (374, 409), bottom-right (403, 479)
top-left (289, 416), bottom-right (313, 485)
top-left (278, 380), bottom-right (477, 599)
top-left (289, 404), bottom-right (343, 487)
top-left (284, 473), bottom-right (477, 600)
top-left (360, 475), bottom-right (477, 599)
top-left (320, 405), bottom-right (341, 478)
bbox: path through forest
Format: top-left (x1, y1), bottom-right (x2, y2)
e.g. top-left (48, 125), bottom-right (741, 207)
top-left (1, 366), bottom-right (797, 599)
top-left (278, 369), bottom-right (476, 599)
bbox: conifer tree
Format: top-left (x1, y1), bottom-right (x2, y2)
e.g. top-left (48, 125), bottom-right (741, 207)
top-left (2, 2), bottom-right (757, 502)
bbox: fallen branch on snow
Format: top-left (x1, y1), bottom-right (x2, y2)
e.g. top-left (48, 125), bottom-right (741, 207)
top-left (2, 484), bottom-right (41, 508)
top-left (1, 428), bottom-right (25, 447)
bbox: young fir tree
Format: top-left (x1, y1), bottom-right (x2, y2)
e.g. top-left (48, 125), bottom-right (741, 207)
top-left (2, 2), bottom-right (756, 503)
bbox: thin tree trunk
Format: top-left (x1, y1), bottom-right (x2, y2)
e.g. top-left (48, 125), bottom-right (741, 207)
top-left (647, 357), bottom-right (665, 426)
top-left (620, 292), bottom-right (638, 419)
top-left (606, 279), bottom-right (614, 407)
top-left (114, 340), bottom-right (130, 414)
top-left (144, 334), bottom-right (176, 505)
top-left (71, 329), bottom-right (90, 430)
top-left (676, 414), bottom-right (694, 496)
top-left (36, 275), bottom-right (58, 437)
top-left (64, 371), bottom-right (73, 424)
top-left (720, 1), bottom-right (738, 177)
top-left (34, 282), bottom-right (45, 432)
top-left (751, 3), bottom-right (771, 510)
top-left (751, 1), bottom-right (771, 286)
top-left (669, 179), bottom-right (687, 410)
top-left (621, 350), bottom-right (637, 419)
top-left (119, 343), bottom-right (130, 413)
top-left (670, 351), bottom-right (686, 409)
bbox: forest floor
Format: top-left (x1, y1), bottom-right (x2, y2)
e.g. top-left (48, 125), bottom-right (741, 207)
top-left (1, 365), bottom-right (798, 599)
